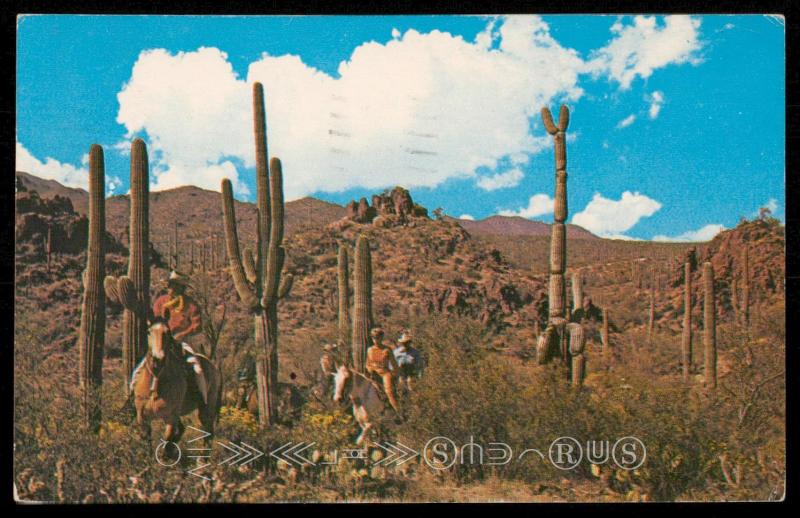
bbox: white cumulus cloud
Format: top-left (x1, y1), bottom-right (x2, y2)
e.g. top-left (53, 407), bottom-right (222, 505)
top-left (114, 16), bottom-right (588, 201)
top-left (617, 114), bottom-right (636, 128)
top-left (113, 15), bottom-right (705, 200)
top-left (572, 191), bottom-right (662, 237)
top-left (476, 168), bottom-right (524, 191)
top-left (648, 90), bottom-right (664, 119)
top-left (458, 214), bottom-right (475, 221)
top-left (17, 142), bottom-right (124, 194)
top-left (652, 223), bottom-right (725, 242)
top-left (16, 142), bottom-right (88, 189)
top-left (498, 193), bottom-right (554, 219)
top-left (588, 15), bottom-right (702, 89)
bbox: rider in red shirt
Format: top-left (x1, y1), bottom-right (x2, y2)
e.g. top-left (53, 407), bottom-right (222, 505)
top-left (152, 271), bottom-right (207, 402)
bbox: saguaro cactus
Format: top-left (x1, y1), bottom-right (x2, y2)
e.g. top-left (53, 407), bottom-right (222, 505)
top-left (571, 269), bottom-right (583, 316)
top-left (338, 244), bottom-right (350, 347)
top-left (78, 144), bottom-right (106, 430)
top-left (703, 262), bottom-right (717, 388)
top-left (46, 224), bottom-right (53, 271)
top-left (567, 323), bottom-right (586, 387)
top-left (172, 220), bottom-right (179, 271)
top-left (221, 82), bottom-right (293, 425)
top-left (647, 272), bottom-right (656, 345)
top-left (681, 260), bottom-right (692, 382)
top-left (106, 139), bottom-right (151, 395)
top-left (352, 235), bottom-right (372, 372)
top-left (540, 105), bottom-right (570, 363)
top-left (601, 307), bottom-right (609, 351)
top-left (741, 247), bottom-right (750, 331)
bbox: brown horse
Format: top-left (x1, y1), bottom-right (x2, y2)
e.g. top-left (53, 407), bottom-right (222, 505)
top-left (131, 320), bottom-right (222, 446)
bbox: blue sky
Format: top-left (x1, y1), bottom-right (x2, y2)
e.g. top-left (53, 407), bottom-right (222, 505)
top-left (16, 14), bottom-right (785, 241)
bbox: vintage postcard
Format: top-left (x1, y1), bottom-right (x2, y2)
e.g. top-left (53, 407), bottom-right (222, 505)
top-left (14, 13), bottom-right (785, 503)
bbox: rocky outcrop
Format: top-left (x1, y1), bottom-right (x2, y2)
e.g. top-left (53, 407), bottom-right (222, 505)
top-left (16, 186), bottom-right (126, 258)
top-left (339, 186), bottom-right (428, 227)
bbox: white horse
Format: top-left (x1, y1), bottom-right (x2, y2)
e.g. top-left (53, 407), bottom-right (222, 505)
top-left (332, 363), bottom-right (390, 445)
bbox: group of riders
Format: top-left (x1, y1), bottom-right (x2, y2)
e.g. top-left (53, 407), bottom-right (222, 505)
top-left (150, 270), bottom-right (606, 423)
top-left (150, 270), bottom-right (424, 419)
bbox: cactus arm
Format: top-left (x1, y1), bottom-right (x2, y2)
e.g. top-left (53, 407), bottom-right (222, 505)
top-left (116, 276), bottom-right (137, 313)
top-left (253, 82), bottom-right (270, 292)
top-left (541, 107), bottom-right (558, 135)
top-left (558, 104), bottom-right (570, 132)
top-left (242, 246), bottom-right (257, 283)
top-left (278, 273), bottom-right (293, 299)
top-left (221, 178), bottom-right (258, 309)
top-left (104, 275), bottom-right (121, 305)
top-left (262, 157), bottom-right (285, 306)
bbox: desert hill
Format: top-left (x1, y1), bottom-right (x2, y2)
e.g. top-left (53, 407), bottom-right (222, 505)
top-left (448, 214), bottom-right (597, 239)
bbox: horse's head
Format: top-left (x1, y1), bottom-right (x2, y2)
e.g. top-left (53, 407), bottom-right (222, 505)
top-left (332, 363), bottom-right (351, 403)
top-left (148, 318), bottom-right (174, 361)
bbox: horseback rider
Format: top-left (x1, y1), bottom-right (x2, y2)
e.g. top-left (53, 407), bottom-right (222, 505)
top-left (393, 332), bottom-right (422, 392)
top-left (365, 327), bottom-right (401, 415)
top-left (152, 271), bottom-right (209, 404)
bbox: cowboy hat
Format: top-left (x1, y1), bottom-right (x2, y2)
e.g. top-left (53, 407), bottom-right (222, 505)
top-left (322, 343), bottom-right (338, 352)
top-left (398, 333), bottom-right (412, 344)
top-left (167, 270), bottom-right (190, 287)
top-left (370, 327), bottom-right (384, 338)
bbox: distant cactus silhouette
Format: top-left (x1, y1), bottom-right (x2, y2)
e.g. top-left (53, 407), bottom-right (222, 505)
top-left (647, 270), bottom-right (656, 345)
top-left (681, 260), bottom-right (692, 382)
top-left (220, 82), bottom-right (292, 425)
top-left (338, 244), bottom-right (350, 347)
top-left (741, 246), bottom-right (750, 331)
top-left (46, 224), bottom-right (53, 271)
top-left (352, 235), bottom-right (372, 372)
top-left (78, 144), bottom-right (106, 430)
top-left (703, 262), bottom-right (717, 389)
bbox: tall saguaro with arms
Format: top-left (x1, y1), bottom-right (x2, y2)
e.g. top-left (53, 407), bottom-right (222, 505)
top-left (220, 82), bottom-right (293, 426)
top-left (538, 105), bottom-right (576, 366)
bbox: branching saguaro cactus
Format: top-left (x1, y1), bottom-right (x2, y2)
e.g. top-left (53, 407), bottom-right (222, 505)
top-left (681, 260), bottom-right (692, 382)
top-left (78, 144), bottom-right (106, 430)
top-left (539, 105), bottom-right (570, 364)
top-left (703, 262), bottom-right (717, 389)
top-left (338, 244), bottom-right (350, 347)
top-left (104, 139), bottom-right (151, 395)
top-left (221, 82), bottom-right (293, 425)
top-left (352, 235), bottom-right (373, 372)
